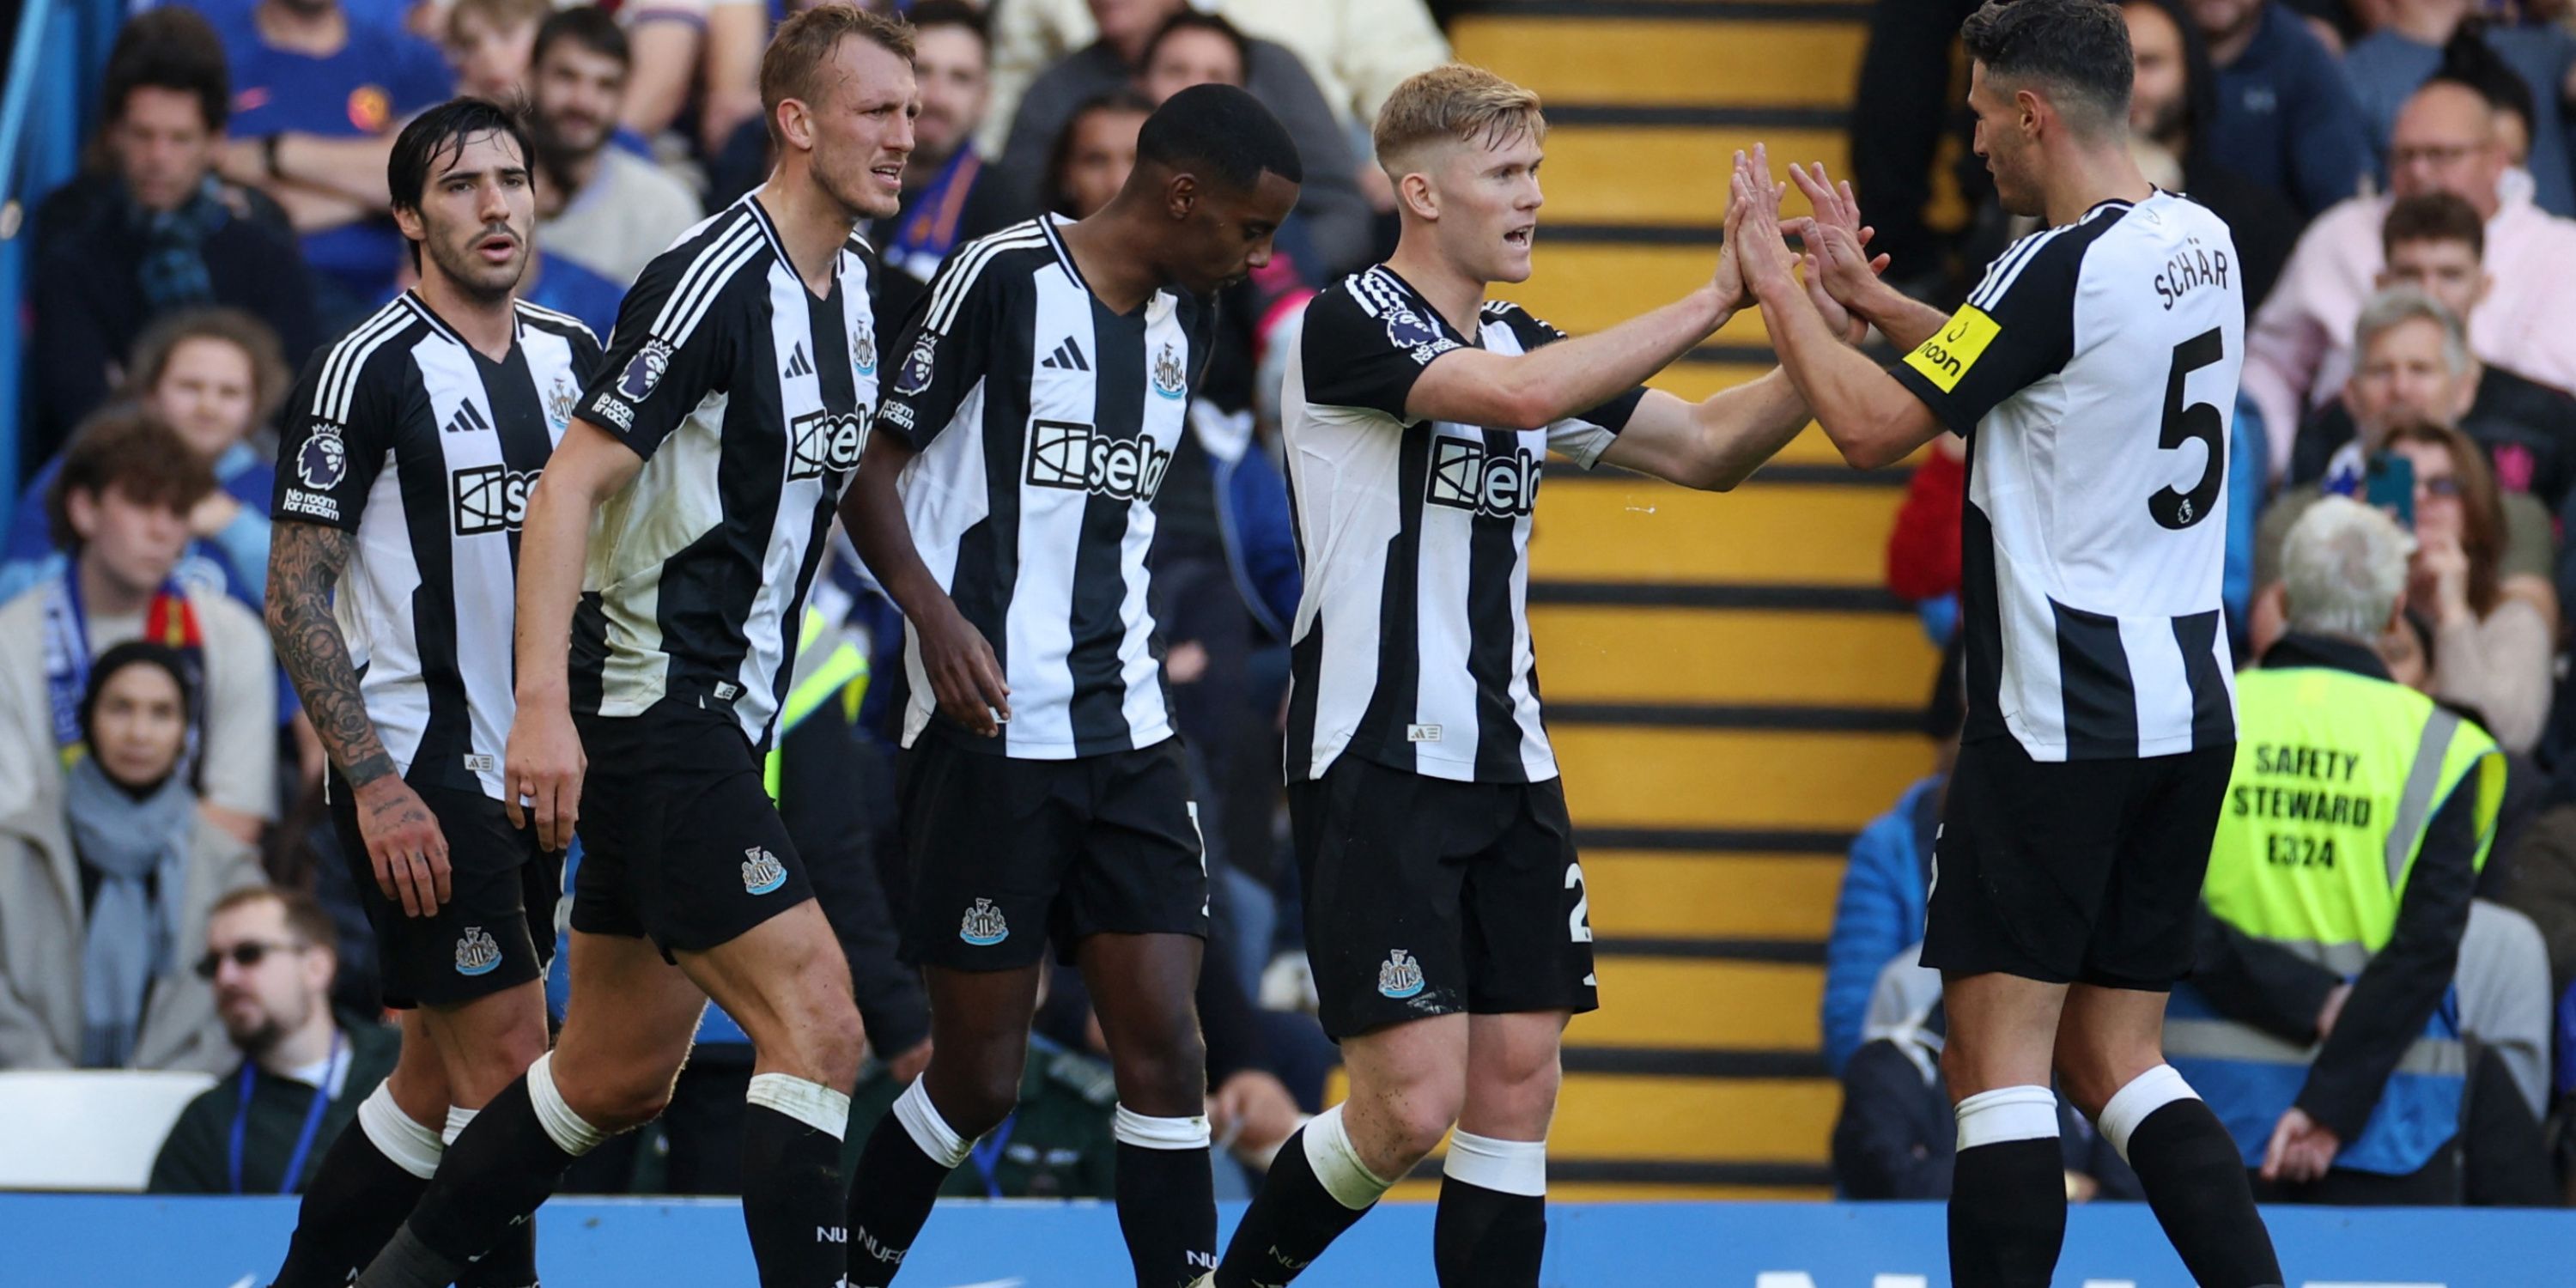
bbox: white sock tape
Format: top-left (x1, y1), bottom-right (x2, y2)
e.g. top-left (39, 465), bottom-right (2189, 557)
top-left (1302, 1105), bottom-right (1394, 1212)
top-left (526, 1052), bottom-right (606, 1157)
top-left (1113, 1105), bottom-right (1212, 1150)
top-left (2097, 1064), bottom-right (2200, 1163)
top-left (357, 1083), bottom-right (445, 1180)
top-left (1954, 1084), bottom-right (2060, 1151)
top-left (893, 1078), bottom-right (971, 1170)
top-left (441, 1105), bottom-right (477, 1147)
top-left (1443, 1129), bottom-right (1546, 1198)
top-left (748, 1072), bottom-right (853, 1141)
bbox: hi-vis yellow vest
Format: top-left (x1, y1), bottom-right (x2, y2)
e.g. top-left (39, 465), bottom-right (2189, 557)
top-left (762, 605), bottom-right (871, 801)
top-left (2167, 665), bottom-right (2504, 1175)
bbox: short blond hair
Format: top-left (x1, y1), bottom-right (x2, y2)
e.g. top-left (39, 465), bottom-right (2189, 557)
top-left (1372, 64), bottom-right (1545, 174)
top-left (762, 5), bottom-right (916, 149)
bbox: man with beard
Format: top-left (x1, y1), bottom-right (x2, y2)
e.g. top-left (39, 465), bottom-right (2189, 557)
top-left (530, 6), bottom-right (702, 289)
top-left (149, 888), bottom-right (404, 1194)
top-left (258, 96), bottom-right (601, 1288)
top-left (355, 9), bottom-right (914, 1286)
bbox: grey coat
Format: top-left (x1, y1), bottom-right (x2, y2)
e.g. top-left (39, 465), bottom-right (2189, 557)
top-left (0, 794), bottom-right (264, 1073)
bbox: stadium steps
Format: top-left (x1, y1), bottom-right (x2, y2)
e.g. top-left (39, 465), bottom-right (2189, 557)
top-left (1437, 0), bottom-right (1918, 1200)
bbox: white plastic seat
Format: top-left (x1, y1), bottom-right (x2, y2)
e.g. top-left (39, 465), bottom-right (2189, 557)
top-left (0, 1068), bottom-right (219, 1191)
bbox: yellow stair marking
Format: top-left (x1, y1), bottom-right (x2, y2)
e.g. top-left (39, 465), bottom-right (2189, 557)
top-left (1556, 724), bottom-right (1935, 829)
top-left (1533, 605), bottom-right (1934, 708)
top-left (1534, 125), bottom-right (1848, 227)
top-left (1583, 851), bottom-right (1844, 940)
top-left (1452, 17), bottom-right (1864, 108)
top-left (1385, 1181), bottom-right (1832, 1202)
top-left (1531, 479), bottom-right (1899, 586)
top-left (1323, 1069), bottom-right (1837, 1163)
top-left (1572, 957), bottom-right (1825, 1050)
top-left (1506, 244), bottom-right (1789, 343)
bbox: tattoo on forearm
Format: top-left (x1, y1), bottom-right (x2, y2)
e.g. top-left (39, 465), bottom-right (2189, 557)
top-left (266, 522), bottom-right (397, 787)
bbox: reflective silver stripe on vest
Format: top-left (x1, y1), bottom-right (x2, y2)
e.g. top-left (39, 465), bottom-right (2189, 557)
top-left (2385, 708), bottom-right (2462, 888)
top-left (2164, 1018), bottom-right (2467, 1078)
top-left (2239, 935), bottom-right (2372, 975)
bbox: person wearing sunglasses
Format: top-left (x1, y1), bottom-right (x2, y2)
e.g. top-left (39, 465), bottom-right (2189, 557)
top-left (0, 641), bottom-right (264, 1073)
top-left (149, 886), bottom-right (404, 1194)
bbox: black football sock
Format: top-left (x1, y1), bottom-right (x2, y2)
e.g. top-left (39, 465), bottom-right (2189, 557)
top-left (358, 1056), bottom-right (601, 1288)
top-left (1947, 1086), bottom-right (2067, 1288)
top-left (269, 1084), bottom-right (439, 1288)
top-left (739, 1075), bottom-right (854, 1288)
top-left (1111, 1108), bottom-right (1217, 1288)
top-left (2101, 1067), bottom-right (2285, 1288)
top-left (1213, 1107), bottom-right (1389, 1288)
top-left (844, 1079), bottom-right (970, 1287)
top-left (445, 1106), bottom-right (543, 1288)
top-left (1432, 1132), bottom-right (1547, 1288)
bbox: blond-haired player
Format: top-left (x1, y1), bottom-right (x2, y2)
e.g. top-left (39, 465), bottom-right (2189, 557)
top-left (1200, 65), bottom-right (1874, 1288)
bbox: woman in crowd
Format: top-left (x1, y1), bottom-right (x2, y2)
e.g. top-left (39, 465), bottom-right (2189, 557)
top-left (0, 642), bottom-right (264, 1072)
top-left (2, 308), bottom-right (289, 607)
top-left (2386, 419), bottom-right (2557, 755)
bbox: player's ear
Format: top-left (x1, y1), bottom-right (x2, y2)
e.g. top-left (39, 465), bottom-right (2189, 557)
top-left (1398, 170), bottom-right (1437, 222)
top-left (1164, 171), bottom-right (1200, 222)
top-left (392, 204), bottom-right (426, 246)
top-left (778, 98), bottom-right (815, 154)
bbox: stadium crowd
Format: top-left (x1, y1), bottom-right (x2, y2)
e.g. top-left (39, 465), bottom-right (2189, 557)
top-left (4, 0), bottom-right (2576, 1220)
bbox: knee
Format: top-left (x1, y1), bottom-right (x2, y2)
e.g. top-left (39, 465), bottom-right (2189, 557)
top-left (453, 1012), bottom-right (553, 1106)
top-left (563, 1060), bottom-right (677, 1133)
top-left (1113, 1028), bottom-right (1207, 1114)
top-left (1361, 1078), bottom-right (1467, 1170)
top-left (931, 1060), bottom-right (1023, 1140)
top-left (2057, 1052), bottom-right (2157, 1124)
top-left (1467, 1050), bottom-right (1562, 1129)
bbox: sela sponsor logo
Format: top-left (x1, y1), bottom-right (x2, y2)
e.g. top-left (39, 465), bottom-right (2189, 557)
top-left (788, 409), bottom-right (868, 481)
top-left (1151, 341), bottom-right (1187, 399)
top-left (894, 332), bottom-right (938, 397)
top-left (454, 927), bottom-right (502, 976)
top-left (453, 465), bottom-right (541, 536)
top-left (742, 847), bottom-right (788, 896)
top-left (1377, 948), bottom-right (1425, 999)
top-left (1025, 419), bottom-right (1172, 502)
top-left (959, 897), bottom-right (1011, 945)
top-left (617, 339), bottom-right (673, 402)
top-left (1426, 435), bottom-right (1541, 519)
top-left (281, 489), bottom-right (340, 522)
top-left (296, 422), bottom-right (349, 489)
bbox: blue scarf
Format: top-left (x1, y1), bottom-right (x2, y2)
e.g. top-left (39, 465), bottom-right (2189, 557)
top-left (133, 176), bottom-right (228, 313)
top-left (66, 756), bottom-right (195, 1067)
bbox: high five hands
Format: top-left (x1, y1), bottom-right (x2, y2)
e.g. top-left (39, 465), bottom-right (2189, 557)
top-left (1724, 144), bottom-right (1891, 346)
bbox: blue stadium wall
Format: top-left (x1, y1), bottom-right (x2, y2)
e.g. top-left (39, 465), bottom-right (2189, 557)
top-left (8, 1195), bottom-right (2573, 1286)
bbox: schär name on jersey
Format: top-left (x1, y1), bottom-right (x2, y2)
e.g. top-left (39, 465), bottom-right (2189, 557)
top-left (2153, 235), bottom-right (2233, 311)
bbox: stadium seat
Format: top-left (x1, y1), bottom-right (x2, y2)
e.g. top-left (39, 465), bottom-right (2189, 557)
top-left (0, 1070), bottom-right (218, 1191)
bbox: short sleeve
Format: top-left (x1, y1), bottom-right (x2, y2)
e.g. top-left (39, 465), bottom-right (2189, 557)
top-left (270, 345), bottom-right (397, 531)
top-left (1298, 282), bottom-right (1461, 420)
top-left (1886, 232), bottom-right (2081, 437)
top-left (1486, 302), bottom-right (1647, 466)
top-left (576, 249), bottom-right (738, 460)
top-left (872, 249), bottom-right (1006, 452)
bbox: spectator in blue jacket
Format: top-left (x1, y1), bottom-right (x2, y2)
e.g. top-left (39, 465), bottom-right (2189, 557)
top-left (2191, 0), bottom-right (2375, 217)
top-left (1821, 772), bottom-right (1943, 1075)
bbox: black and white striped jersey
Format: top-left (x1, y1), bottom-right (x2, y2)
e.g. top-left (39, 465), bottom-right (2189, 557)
top-left (1281, 265), bottom-right (1645, 785)
top-left (569, 193), bottom-right (880, 749)
top-left (1887, 191), bottom-right (2242, 762)
top-left (272, 292), bottom-right (603, 799)
top-left (875, 216), bottom-right (1212, 758)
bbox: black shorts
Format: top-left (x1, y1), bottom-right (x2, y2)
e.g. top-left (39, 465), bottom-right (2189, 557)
top-left (1921, 738), bottom-right (2235, 990)
top-left (896, 732), bottom-right (1207, 971)
top-left (329, 771), bottom-right (556, 1010)
top-left (568, 697), bottom-right (814, 954)
top-left (1291, 755), bottom-right (1600, 1042)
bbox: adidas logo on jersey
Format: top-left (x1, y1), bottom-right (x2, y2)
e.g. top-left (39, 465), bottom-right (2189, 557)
top-left (787, 410), bottom-right (868, 481)
top-left (1377, 949), bottom-right (1425, 999)
top-left (784, 343), bottom-right (815, 380)
top-left (454, 927), bottom-right (501, 976)
top-left (1425, 435), bottom-right (1540, 519)
top-left (1026, 419), bottom-right (1171, 502)
top-left (741, 848), bottom-right (787, 896)
top-left (1041, 337), bottom-right (1090, 372)
top-left (443, 401), bottom-right (492, 434)
top-left (452, 464), bottom-right (540, 536)
top-left (960, 898), bottom-right (1010, 945)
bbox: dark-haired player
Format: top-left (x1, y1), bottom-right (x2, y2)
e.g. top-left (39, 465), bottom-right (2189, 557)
top-left (1735, 2), bottom-right (2283, 1285)
top-left (353, 9), bottom-right (915, 1288)
top-left (260, 96), bottom-right (598, 1288)
top-left (833, 82), bottom-right (1299, 1288)
top-left (1205, 62), bottom-right (1866, 1288)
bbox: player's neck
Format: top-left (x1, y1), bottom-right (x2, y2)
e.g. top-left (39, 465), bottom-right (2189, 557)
top-left (257, 1009), bottom-right (340, 1079)
top-left (75, 554), bottom-right (155, 618)
top-left (2040, 144), bottom-right (2155, 228)
top-left (1383, 237), bottom-right (1488, 339)
top-left (416, 271), bottom-right (518, 362)
top-left (1058, 204), bottom-right (1164, 314)
top-left (755, 173), bottom-right (858, 297)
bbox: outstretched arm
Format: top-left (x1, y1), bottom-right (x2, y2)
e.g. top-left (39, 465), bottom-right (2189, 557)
top-left (267, 521), bottom-right (450, 915)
